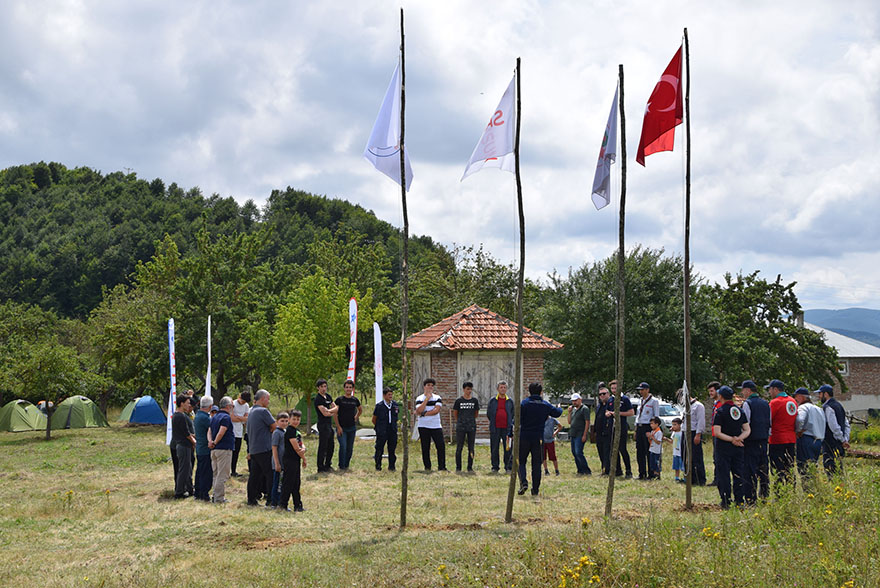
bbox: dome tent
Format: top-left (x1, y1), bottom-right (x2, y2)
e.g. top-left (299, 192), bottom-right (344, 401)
top-left (50, 395), bottom-right (108, 429)
top-left (0, 399), bottom-right (47, 432)
top-left (118, 396), bottom-right (166, 425)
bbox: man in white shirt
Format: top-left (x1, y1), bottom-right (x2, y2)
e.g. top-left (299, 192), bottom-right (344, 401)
top-left (687, 395), bottom-right (707, 485)
top-left (634, 382), bottom-right (660, 480)
top-left (794, 387), bottom-right (825, 479)
top-left (415, 378), bottom-right (446, 471)
top-left (230, 390), bottom-right (250, 477)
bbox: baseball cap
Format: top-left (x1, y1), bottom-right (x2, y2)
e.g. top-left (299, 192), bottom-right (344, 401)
top-left (814, 384), bottom-right (834, 395)
top-left (718, 385), bottom-right (734, 399)
top-left (738, 380), bottom-right (757, 391)
top-left (636, 382), bottom-right (650, 390)
top-left (570, 393), bottom-right (582, 401)
top-left (764, 379), bottom-right (785, 391)
top-left (794, 387), bottom-right (810, 396)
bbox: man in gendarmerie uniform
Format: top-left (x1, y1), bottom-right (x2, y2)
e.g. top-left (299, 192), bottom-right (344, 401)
top-left (712, 386), bottom-right (750, 509)
top-left (634, 382), bottom-right (659, 480)
top-left (766, 379), bottom-right (797, 488)
top-left (517, 382), bottom-right (563, 496)
top-left (817, 384), bottom-right (850, 476)
top-left (738, 380), bottom-right (770, 504)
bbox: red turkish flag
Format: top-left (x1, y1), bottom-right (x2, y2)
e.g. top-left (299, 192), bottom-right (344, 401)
top-left (636, 46), bottom-right (683, 166)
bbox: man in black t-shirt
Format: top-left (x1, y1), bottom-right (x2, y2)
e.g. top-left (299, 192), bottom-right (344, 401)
top-left (372, 387), bottom-right (399, 471)
top-left (171, 395), bottom-right (196, 498)
top-left (453, 382), bottom-right (480, 472)
top-left (334, 380), bottom-right (362, 470)
top-left (313, 379), bottom-right (338, 473)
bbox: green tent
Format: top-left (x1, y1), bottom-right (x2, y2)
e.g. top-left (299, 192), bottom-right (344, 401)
top-left (0, 399), bottom-right (47, 432)
top-left (51, 395), bottom-right (109, 429)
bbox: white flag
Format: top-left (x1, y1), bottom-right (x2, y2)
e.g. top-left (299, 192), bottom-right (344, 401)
top-left (166, 319), bottom-right (177, 446)
top-left (591, 87), bottom-right (618, 210)
top-left (373, 323), bottom-right (383, 405)
top-left (462, 74), bottom-right (516, 181)
top-left (347, 298), bottom-right (358, 382)
top-left (204, 315), bottom-right (212, 402)
top-left (364, 63), bottom-right (413, 190)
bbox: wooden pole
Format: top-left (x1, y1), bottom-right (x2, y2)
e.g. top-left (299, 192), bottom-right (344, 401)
top-left (683, 27), bottom-right (693, 509)
top-left (604, 64), bottom-right (626, 518)
top-left (505, 57), bottom-right (525, 523)
top-left (398, 7), bottom-right (411, 529)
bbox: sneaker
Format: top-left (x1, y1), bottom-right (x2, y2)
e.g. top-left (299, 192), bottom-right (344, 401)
top-left (294, 507), bottom-right (305, 512)
top-left (625, 473), bottom-right (633, 479)
top-left (544, 469), bottom-right (550, 475)
top-left (517, 485), bottom-right (528, 495)
top-left (555, 470), bottom-right (560, 476)
top-left (212, 498), bottom-right (228, 504)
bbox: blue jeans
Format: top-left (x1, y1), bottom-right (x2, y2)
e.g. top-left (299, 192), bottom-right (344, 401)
top-left (796, 435), bottom-right (823, 477)
top-left (270, 470), bottom-right (283, 506)
top-left (648, 452), bottom-right (661, 477)
top-left (570, 436), bottom-right (591, 474)
top-left (338, 426), bottom-right (356, 469)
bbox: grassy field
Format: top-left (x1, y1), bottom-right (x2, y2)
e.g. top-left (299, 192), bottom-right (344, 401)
top-left (1, 417), bottom-right (878, 588)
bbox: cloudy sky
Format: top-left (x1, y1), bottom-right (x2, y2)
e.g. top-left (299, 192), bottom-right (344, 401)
top-left (2, 1), bottom-right (878, 310)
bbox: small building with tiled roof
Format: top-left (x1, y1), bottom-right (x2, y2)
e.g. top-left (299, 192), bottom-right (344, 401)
top-left (804, 322), bottom-right (880, 414)
top-left (394, 304), bottom-right (563, 439)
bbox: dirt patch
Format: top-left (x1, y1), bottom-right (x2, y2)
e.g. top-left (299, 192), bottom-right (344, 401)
top-left (609, 508), bottom-right (645, 520)
top-left (673, 503), bottom-right (722, 513)
top-left (240, 536), bottom-right (329, 550)
top-left (383, 522), bottom-right (488, 531)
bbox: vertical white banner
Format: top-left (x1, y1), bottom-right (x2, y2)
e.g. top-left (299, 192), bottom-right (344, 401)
top-left (373, 322), bottom-right (383, 404)
top-left (347, 298), bottom-right (358, 382)
top-left (165, 318), bottom-right (177, 445)
top-left (205, 315), bottom-right (212, 401)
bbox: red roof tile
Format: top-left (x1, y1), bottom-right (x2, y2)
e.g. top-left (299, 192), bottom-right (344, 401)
top-left (392, 304), bottom-right (563, 351)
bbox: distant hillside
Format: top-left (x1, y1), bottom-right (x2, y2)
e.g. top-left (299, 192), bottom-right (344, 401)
top-left (805, 308), bottom-right (880, 347)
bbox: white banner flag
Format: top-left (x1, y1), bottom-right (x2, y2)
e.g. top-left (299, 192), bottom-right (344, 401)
top-left (462, 74), bottom-right (516, 180)
top-left (373, 323), bottom-right (383, 404)
top-left (591, 86), bottom-right (618, 210)
top-left (364, 63), bottom-right (414, 190)
top-left (347, 298), bottom-right (358, 382)
top-left (204, 315), bottom-right (212, 402)
top-left (165, 319), bottom-right (177, 446)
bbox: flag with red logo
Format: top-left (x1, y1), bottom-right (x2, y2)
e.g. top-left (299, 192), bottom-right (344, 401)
top-left (636, 46), bottom-right (683, 166)
top-left (462, 74), bottom-right (516, 180)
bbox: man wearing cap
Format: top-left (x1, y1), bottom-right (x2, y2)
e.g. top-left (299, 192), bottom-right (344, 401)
top-left (487, 381), bottom-right (514, 472)
top-left (712, 385), bottom-right (750, 509)
top-left (739, 380), bottom-right (770, 503)
top-left (818, 384), bottom-right (850, 475)
top-left (794, 387), bottom-right (825, 480)
top-left (518, 383), bottom-right (563, 495)
top-left (766, 379), bottom-right (797, 487)
top-left (634, 382), bottom-right (660, 480)
top-left (605, 380), bottom-right (634, 478)
top-left (567, 392), bottom-right (592, 475)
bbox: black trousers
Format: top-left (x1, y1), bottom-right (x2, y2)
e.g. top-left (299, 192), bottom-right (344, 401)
top-left (769, 443), bottom-right (795, 487)
top-left (688, 431), bottom-right (706, 485)
top-left (279, 460), bottom-right (302, 510)
top-left (823, 438), bottom-right (845, 476)
top-left (635, 424), bottom-right (651, 478)
top-left (194, 452), bottom-right (213, 500)
top-left (455, 428), bottom-right (476, 471)
top-left (743, 439), bottom-right (769, 502)
top-left (174, 443), bottom-right (194, 497)
top-left (418, 427), bottom-right (446, 470)
top-left (374, 430), bottom-right (398, 470)
top-left (597, 435), bottom-right (611, 474)
top-left (316, 424), bottom-right (335, 472)
top-left (170, 443), bottom-right (179, 483)
top-left (247, 451), bottom-right (273, 505)
top-left (518, 437), bottom-right (544, 494)
top-left (490, 428), bottom-right (512, 471)
top-left (232, 436), bottom-right (243, 475)
top-left (715, 441), bottom-right (745, 508)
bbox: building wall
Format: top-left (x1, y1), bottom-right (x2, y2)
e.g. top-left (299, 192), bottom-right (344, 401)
top-left (836, 357), bottom-right (880, 412)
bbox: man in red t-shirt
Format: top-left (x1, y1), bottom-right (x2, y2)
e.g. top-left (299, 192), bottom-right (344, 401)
top-left (766, 379), bottom-right (797, 487)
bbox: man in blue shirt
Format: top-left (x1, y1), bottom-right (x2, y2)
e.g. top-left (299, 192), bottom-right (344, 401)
top-left (208, 396), bottom-right (236, 503)
top-left (518, 382), bottom-right (563, 496)
top-left (193, 396), bottom-right (213, 501)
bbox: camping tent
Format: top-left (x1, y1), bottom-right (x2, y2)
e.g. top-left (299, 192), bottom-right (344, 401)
top-left (0, 399), bottom-right (47, 432)
top-left (118, 396), bottom-right (166, 425)
top-left (51, 395), bottom-right (109, 429)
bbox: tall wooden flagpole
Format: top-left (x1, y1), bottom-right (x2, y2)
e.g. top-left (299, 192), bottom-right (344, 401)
top-left (504, 57), bottom-right (525, 523)
top-left (683, 27), bottom-right (693, 509)
top-left (398, 7), bottom-right (411, 529)
top-left (605, 64), bottom-right (626, 518)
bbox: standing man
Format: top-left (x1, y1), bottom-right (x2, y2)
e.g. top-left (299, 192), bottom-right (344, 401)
top-left (517, 383), bottom-right (563, 496)
top-left (634, 382), bottom-right (660, 480)
top-left (606, 380), bottom-right (634, 478)
top-left (193, 396), bottom-right (214, 501)
top-left (766, 379), bottom-right (797, 488)
top-left (453, 382), bottom-right (480, 472)
top-left (567, 393), bottom-right (592, 475)
top-left (818, 384), bottom-right (850, 476)
top-left (794, 387), bottom-right (826, 480)
top-left (706, 381), bottom-right (722, 486)
top-left (712, 386), bottom-right (750, 509)
top-left (687, 392), bottom-right (707, 486)
top-left (372, 387), bottom-right (399, 471)
top-left (171, 395), bottom-right (195, 499)
top-left (246, 389), bottom-right (276, 507)
top-left (313, 379), bottom-right (337, 473)
top-left (230, 390), bottom-right (250, 477)
top-left (415, 378), bottom-right (446, 471)
top-left (334, 380), bottom-right (361, 471)
top-left (207, 396), bottom-right (235, 504)
top-left (739, 380), bottom-right (770, 504)
top-left (487, 381), bottom-right (514, 472)
top-left (594, 386), bottom-right (612, 475)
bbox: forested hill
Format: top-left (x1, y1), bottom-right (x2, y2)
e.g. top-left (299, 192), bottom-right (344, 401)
top-left (0, 162), bottom-right (442, 318)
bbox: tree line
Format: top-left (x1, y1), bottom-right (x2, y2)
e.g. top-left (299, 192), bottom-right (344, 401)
top-left (0, 162), bottom-right (843, 413)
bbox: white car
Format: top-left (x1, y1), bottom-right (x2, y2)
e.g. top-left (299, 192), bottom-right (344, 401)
top-left (626, 397), bottom-right (683, 434)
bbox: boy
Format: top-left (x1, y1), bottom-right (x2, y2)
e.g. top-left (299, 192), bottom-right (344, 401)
top-left (270, 412), bottom-right (289, 508)
top-left (452, 382), bottom-right (480, 472)
top-left (542, 413), bottom-right (561, 476)
top-left (667, 417), bottom-right (683, 482)
top-left (647, 416), bottom-right (663, 480)
top-left (280, 410), bottom-right (307, 512)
